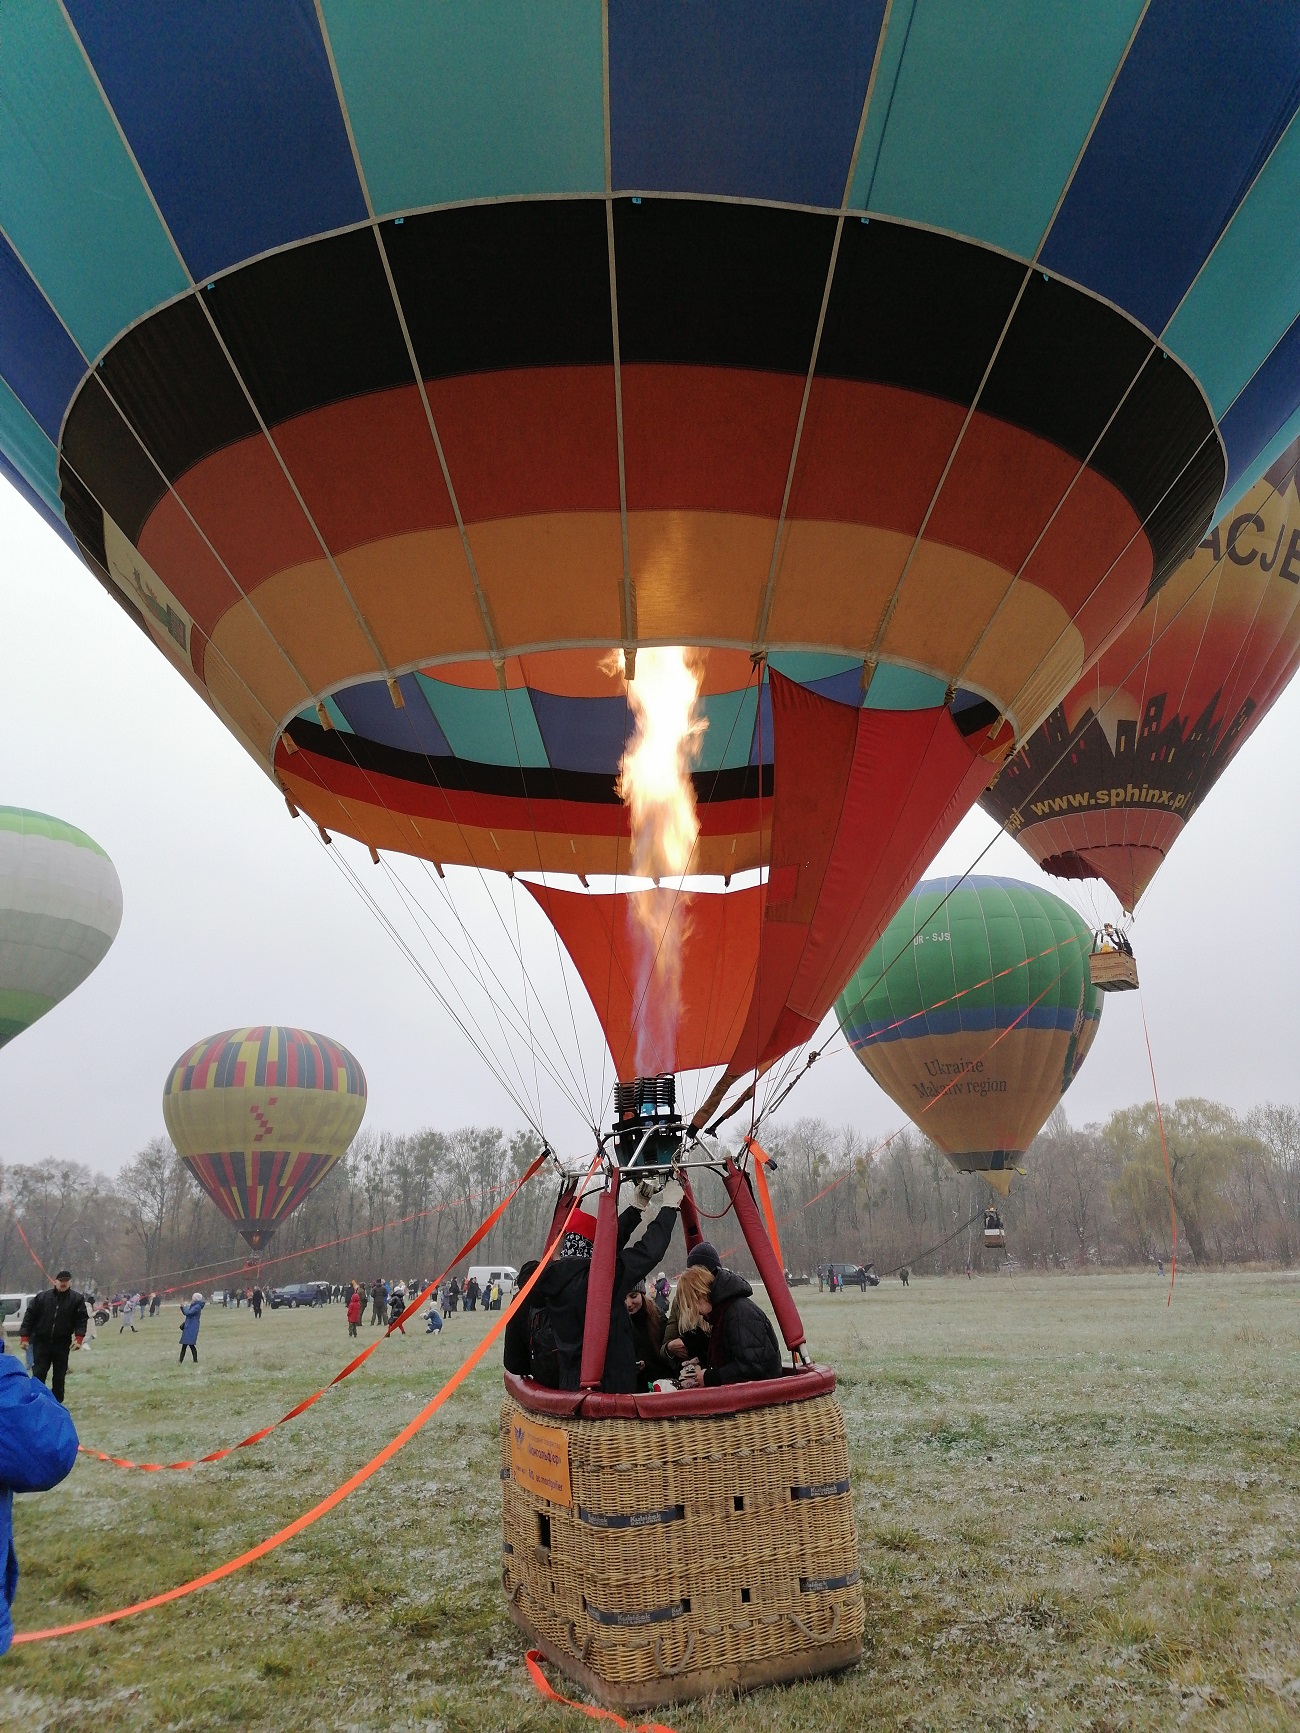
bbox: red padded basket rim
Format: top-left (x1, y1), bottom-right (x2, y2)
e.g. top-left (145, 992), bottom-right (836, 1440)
top-left (503, 1365), bottom-right (836, 1421)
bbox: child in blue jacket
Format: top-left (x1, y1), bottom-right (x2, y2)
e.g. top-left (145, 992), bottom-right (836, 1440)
top-left (0, 1348), bottom-right (79, 1652)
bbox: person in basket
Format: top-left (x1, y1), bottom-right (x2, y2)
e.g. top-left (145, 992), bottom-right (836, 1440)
top-left (669, 1265), bottom-right (781, 1387)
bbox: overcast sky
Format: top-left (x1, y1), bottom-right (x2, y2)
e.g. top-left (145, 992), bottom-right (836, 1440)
top-left (2, 476), bottom-right (1296, 1179)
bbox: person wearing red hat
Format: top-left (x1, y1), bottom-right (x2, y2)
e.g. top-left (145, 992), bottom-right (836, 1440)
top-left (516, 1180), bottom-right (682, 1392)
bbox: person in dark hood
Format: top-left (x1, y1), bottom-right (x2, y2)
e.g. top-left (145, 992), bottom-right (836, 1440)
top-left (502, 1259), bottom-right (540, 1377)
top-left (20, 1271), bottom-right (89, 1405)
top-left (524, 1180), bottom-right (681, 1393)
top-left (671, 1264), bottom-right (782, 1387)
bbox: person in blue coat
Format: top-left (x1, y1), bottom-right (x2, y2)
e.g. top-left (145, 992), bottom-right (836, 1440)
top-left (178, 1293), bottom-right (205, 1364)
top-left (0, 1345), bottom-right (79, 1652)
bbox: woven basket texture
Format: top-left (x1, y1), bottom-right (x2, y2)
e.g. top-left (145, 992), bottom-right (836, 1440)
top-left (501, 1387), bottom-right (864, 1695)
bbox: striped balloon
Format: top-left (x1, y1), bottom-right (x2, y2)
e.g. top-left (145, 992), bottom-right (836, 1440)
top-left (0, 807), bottom-right (122, 1049)
top-left (163, 1027), bottom-right (367, 1249)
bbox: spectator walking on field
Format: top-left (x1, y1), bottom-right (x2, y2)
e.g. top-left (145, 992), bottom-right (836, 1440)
top-left (20, 1271), bottom-right (88, 1405)
top-left (370, 1280), bottom-right (386, 1326)
top-left (119, 1293), bottom-right (139, 1333)
top-left (178, 1293), bottom-right (205, 1364)
top-left (0, 1345), bottom-right (79, 1653)
top-left (251, 1286), bottom-right (264, 1319)
top-left (346, 1287), bottom-right (362, 1337)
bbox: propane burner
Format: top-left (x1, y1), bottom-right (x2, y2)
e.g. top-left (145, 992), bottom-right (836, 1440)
top-left (612, 1074), bottom-right (684, 1170)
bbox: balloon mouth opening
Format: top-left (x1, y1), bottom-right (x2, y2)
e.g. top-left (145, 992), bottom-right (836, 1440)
top-left (240, 1228), bottom-right (270, 1250)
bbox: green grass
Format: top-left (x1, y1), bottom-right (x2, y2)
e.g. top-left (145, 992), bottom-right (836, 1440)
top-left (4, 1273), bottom-right (1299, 1730)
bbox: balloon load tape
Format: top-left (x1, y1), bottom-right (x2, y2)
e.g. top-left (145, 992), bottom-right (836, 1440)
top-left (612, 1074), bottom-right (684, 1173)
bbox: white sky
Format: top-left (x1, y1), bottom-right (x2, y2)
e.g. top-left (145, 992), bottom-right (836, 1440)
top-left (2, 476), bottom-right (1296, 1177)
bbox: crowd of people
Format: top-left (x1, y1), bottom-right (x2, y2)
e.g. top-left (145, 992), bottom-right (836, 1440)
top-left (503, 1183), bottom-right (783, 1394)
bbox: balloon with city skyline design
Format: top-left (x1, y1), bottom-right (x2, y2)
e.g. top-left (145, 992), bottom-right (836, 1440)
top-left (982, 438), bottom-right (1300, 911)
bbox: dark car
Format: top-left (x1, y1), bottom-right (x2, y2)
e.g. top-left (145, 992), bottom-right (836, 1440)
top-left (269, 1283), bottom-right (327, 1309)
top-left (827, 1262), bottom-right (880, 1290)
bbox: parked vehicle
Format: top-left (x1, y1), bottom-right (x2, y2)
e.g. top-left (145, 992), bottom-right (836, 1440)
top-left (269, 1282), bottom-right (328, 1309)
top-left (0, 1293), bottom-right (37, 1336)
top-left (465, 1265), bottom-right (518, 1298)
top-left (825, 1262), bottom-right (880, 1290)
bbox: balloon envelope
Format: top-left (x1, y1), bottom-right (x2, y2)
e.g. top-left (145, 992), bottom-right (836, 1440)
top-left (163, 1027), bottom-right (367, 1249)
top-left (5, 12), bottom-right (1300, 1092)
top-left (836, 878), bottom-right (1100, 1194)
top-left (0, 807), bottom-right (122, 1049)
top-left (983, 441), bottom-right (1300, 909)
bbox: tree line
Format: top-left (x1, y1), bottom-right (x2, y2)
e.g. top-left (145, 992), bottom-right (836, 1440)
top-left (2, 1096), bottom-right (1298, 1295)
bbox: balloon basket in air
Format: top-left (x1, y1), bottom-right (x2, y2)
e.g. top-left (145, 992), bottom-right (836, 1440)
top-left (1089, 950), bottom-right (1139, 992)
top-left (500, 1370), bottom-right (863, 1709)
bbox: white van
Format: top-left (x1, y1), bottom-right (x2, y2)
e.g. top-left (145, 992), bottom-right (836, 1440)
top-left (0, 1294), bottom-right (37, 1336)
top-left (464, 1265), bottom-right (517, 1300)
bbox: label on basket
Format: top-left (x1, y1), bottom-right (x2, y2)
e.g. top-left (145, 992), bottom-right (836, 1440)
top-left (509, 1415), bottom-right (572, 1507)
top-left (791, 1478), bottom-right (851, 1501)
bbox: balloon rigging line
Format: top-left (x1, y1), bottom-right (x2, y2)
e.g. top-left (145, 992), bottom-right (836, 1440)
top-left (378, 857), bottom-right (565, 1129)
top-left (78, 1151), bottom-right (548, 1473)
top-left (13, 1159), bottom-right (594, 1643)
top-left (500, 671), bottom-right (599, 1128)
top-left (1140, 987), bottom-right (1178, 1306)
top-left (311, 830), bottom-right (547, 1136)
top-left (389, 857), bottom-right (596, 1130)
top-left (351, 845), bottom-right (551, 1129)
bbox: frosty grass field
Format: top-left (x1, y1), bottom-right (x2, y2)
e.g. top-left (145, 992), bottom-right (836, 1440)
top-left (3, 1272), bottom-right (1298, 1732)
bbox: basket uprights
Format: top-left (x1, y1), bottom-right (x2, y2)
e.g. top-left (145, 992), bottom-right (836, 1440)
top-left (579, 1170), bottom-right (621, 1390)
top-left (722, 1156), bottom-right (807, 1356)
top-left (678, 1169), bottom-right (704, 1251)
top-left (545, 1175), bottom-right (579, 1252)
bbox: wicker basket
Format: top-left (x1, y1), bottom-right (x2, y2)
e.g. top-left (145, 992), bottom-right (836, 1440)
top-left (1090, 949), bottom-right (1139, 992)
top-left (500, 1368), bottom-right (863, 1709)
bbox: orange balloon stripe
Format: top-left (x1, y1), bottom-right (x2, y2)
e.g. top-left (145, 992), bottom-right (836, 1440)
top-left (14, 1158), bottom-right (594, 1643)
top-left (524, 1649), bottom-right (679, 1732)
top-left (78, 1154), bottom-right (549, 1472)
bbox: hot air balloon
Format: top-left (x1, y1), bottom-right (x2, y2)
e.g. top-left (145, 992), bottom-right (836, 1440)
top-left (162, 1027), bottom-right (366, 1250)
top-left (0, 807), bottom-right (122, 1048)
top-left (5, 7), bottom-right (1300, 1132)
top-left (983, 438), bottom-right (1300, 911)
top-left (836, 877), bottom-right (1101, 1195)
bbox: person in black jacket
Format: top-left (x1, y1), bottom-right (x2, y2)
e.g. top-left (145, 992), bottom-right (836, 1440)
top-left (524, 1180), bottom-right (681, 1393)
top-left (19, 1271), bottom-right (89, 1404)
top-left (625, 1280), bottom-right (672, 1387)
top-left (671, 1265), bottom-right (782, 1387)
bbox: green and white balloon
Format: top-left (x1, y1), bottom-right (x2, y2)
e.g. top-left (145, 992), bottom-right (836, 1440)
top-left (0, 808), bottom-right (122, 1049)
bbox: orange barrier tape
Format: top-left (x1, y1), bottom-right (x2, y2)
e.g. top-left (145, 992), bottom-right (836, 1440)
top-left (79, 1153), bottom-right (549, 1471)
top-left (14, 1157), bottom-right (595, 1643)
top-left (1, 1191), bottom-right (51, 1280)
top-left (525, 1650), bottom-right (678, 1732)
